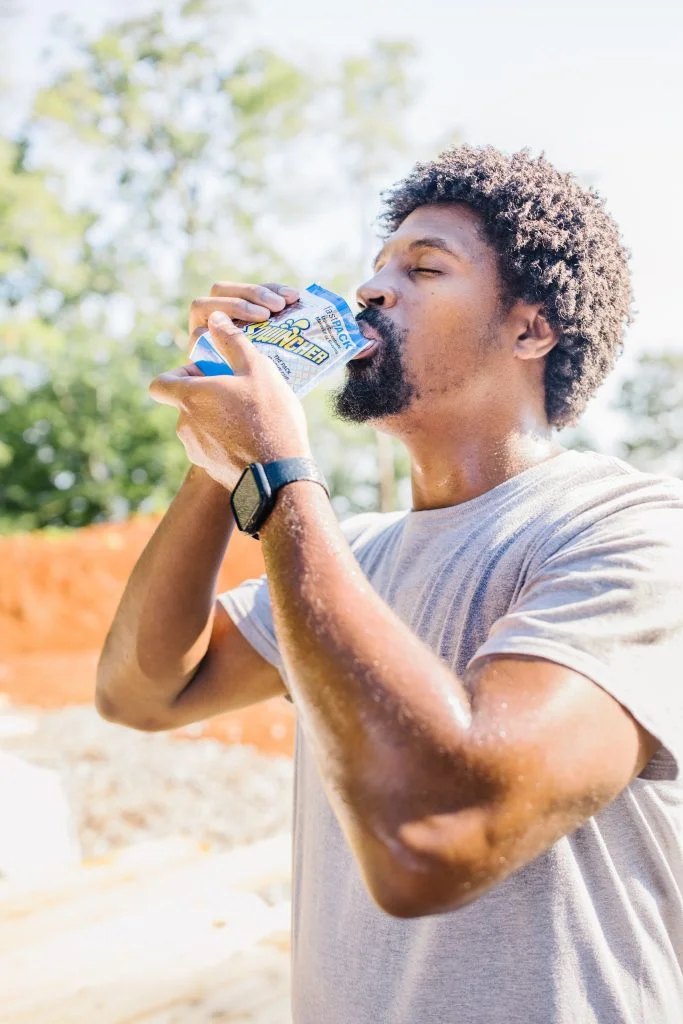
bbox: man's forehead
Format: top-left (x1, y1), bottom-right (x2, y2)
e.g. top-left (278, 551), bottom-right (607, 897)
top-left (375, 203), bottom-right (487, 267)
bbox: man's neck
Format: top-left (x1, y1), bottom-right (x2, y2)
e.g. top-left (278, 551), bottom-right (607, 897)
top-left (403, 421), bottom-right (566, 512)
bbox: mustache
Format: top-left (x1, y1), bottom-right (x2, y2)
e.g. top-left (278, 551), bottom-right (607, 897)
top-left (355, 305), bottom-right (397, 346)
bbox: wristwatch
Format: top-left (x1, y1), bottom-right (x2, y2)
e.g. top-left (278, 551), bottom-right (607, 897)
top-left (230, 458), bottom-right (330, 538)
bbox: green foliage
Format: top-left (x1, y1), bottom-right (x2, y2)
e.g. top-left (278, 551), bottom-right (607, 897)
top-left (0, 353), bottom-right (186, 532)
top-left (338, 40), bottom-right (417, 179)
top-left (612, 351), bottom-right (683, 477)
top-left (28, 5), bottom-right (311, 288)
top-left (0, 2), bottom-right (423, 531)
top-left (0, 138), bottom-right (94, 305)
top-left (0, 314), bottom-right (187, 531)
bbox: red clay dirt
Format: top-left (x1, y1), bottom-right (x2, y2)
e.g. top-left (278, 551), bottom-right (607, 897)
top-left (0, 517), bottom-right (295, 757)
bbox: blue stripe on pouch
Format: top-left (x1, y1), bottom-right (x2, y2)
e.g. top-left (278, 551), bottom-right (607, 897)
top-left (190, 333), bottom-right (234, 376)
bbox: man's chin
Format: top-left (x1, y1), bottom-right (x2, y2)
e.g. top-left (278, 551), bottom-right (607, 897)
top-left (330, 389), bottom-right (376, 424)
top-left (332, 327), bottom-right (415, 423)
top-left (331, 376), bottom-right (414, 425)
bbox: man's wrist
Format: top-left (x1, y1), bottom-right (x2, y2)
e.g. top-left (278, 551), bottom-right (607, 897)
top-left (186, 465), bottom-right (233, 502)
top-left (251, 445), bottom-right (314, 465)
top-left (258, 477), bottom-right (331, 540)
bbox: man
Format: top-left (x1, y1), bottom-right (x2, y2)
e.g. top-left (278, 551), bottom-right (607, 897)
top-left (97, 145), bottom-right (683, 1023)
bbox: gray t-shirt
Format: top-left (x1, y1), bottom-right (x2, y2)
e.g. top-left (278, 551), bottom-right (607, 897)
top-left (219, 449), bottom-right (683, 1024)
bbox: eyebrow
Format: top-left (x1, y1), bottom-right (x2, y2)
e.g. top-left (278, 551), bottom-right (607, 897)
top-left (372, 236), bottom-right (460, 271)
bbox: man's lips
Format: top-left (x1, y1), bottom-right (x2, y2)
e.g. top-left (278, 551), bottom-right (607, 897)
top-left (352, 323), bottom-right (382, 360)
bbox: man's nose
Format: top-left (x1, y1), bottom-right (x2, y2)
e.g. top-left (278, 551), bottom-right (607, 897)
top-left (356, 278), bottom-right (398, 310)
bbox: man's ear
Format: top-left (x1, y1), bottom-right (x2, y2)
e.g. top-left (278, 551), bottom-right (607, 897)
top-left (513, 307), bottom-right (558, 361)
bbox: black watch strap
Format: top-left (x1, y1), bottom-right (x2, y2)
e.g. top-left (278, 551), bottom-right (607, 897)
top-left (232, 458), bottom-right (329, 540)
top-left (262, 457), bottom-right (330, 499)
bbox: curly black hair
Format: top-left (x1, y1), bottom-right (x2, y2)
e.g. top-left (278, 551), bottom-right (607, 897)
top-left (380, 145), bottom-right (633, 428)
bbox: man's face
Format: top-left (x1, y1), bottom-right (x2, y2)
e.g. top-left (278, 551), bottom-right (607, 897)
top-left (334, 203), bottom-right (512, 428)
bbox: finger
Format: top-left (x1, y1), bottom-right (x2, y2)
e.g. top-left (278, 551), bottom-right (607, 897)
top-left (208, 282), bottom-right (288, 314)
top-left (189, 295), bottom-right (271, 335)
top-left (190, 324), bottom-right (211, 346)
top-left (207, 310), bottom-right (255, 375)
top-left (262, 283), bottom-right (300, 306)
top-left (161, 364), bottom-right (206, 378)
top-left (182, 362), bottom-right (206, 377)
top-left (148, 371), bottom-right (191, 408)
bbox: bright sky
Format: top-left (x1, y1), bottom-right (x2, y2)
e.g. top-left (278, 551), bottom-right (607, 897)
top-left (4, 0), bottom-right (683, 438)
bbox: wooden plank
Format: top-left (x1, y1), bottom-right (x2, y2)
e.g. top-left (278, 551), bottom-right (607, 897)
top-left (130, 922), bottom-right (292, 1023)
top-left (0, 836), bottom-right (204, 914)
top-left (0, 891), bottom-right (291, 1023)
top-left (0, 837), bottom-right (292, 1023)
top-left (0, 834), bottom-right (291, 955)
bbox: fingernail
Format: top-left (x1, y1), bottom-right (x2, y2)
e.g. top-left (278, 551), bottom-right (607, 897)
top-left (209, 311), bottom-right (229, 325)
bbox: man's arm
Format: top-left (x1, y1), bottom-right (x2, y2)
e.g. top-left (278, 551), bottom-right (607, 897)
top-left (96, 465), bottom-right (286, 731)
top-left (97, 280), bottom-right (300, 730)
top-left (259, 482), bottom-right (660, 918)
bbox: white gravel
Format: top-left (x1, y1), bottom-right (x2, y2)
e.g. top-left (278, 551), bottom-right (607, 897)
top-left (2, 704), bottom-right (294, 862)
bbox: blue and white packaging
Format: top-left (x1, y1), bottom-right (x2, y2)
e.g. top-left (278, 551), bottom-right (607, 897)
top-left (190, 283), bottom-right (368, 398)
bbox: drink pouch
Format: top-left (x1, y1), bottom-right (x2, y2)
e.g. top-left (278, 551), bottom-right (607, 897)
top-left (190, 283), bottom-right (368, 398)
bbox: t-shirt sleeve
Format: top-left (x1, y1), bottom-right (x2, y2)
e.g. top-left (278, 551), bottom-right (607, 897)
top-left (218, 575), bottom-right (283, 670)
top-left (468, 504), bottom-right (683, 777)
top-left (217, 513), bottom-right (380, 703)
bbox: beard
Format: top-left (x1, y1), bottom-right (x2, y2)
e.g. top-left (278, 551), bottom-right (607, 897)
top-left (332, 306), bottom-right (415, 424)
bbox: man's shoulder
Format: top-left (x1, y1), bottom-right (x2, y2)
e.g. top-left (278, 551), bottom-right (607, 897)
top-left (562, 450), bottom-right (683, 516)
top-left (578, 449), bottom-right (683, 489)
top-left (531, 450), bottom-right (683, 567)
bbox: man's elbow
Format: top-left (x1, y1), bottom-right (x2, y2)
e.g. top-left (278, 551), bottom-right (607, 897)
top-left (366, 822), bottom-right (500, 919)
top-left (362, 837), bottom-right (479, 919)
top-left (94, 685), bottom-right (120, 723)
top-left (94, 681), bottom-right (171, 733)
top-left (373, 870), bottom-right (479, 919)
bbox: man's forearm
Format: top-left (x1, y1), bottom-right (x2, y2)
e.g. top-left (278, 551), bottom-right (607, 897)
top-left (259, 482), bottom-right (482, 909)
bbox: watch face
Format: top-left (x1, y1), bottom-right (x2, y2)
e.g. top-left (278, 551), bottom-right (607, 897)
top-left (232, 466), bottom-right (268, 532)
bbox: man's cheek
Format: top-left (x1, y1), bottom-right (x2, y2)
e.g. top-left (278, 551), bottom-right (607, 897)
top-left (414, 340), bottom-right (462, 395)
top-left (408, 340), bottom-right (439, 379)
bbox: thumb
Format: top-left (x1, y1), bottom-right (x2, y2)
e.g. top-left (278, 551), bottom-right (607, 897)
top-left (207, 311), bottom-right (254, 375)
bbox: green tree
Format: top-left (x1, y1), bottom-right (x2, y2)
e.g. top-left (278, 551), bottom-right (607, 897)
top-left (611, 350), bottom-right (683, 477)
top-left (0, 1), bottom-right (426, 531)
top-left (26, 1), bottom-right (313, 320)
top-left (0, 324), bottom-right (189, 531)
top-left (0, 137), bottom-right (95, 309)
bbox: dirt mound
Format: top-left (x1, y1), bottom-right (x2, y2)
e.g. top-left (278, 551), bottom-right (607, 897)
top-left (1, 515), bottom-right (265, 655)
top-left (0, 518), bottom-right (295, 756)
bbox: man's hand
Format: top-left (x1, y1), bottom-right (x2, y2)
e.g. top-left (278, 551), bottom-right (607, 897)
top-left (149, 283), bottom-right (312, 492)
top-left (185, 281), bottom-right (299, 354)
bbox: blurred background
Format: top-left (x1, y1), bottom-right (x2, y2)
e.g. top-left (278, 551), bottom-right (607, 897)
top-left (0, 0), bottom-right (681, 1019)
